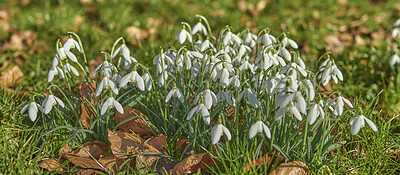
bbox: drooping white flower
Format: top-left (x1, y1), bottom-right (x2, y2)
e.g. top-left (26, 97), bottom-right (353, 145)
top-left (93, 61), bottom-right (116, 78)
top-left (48, 66), bottom-right (65, 82)
top-left (258, 33), bottom-right (276, 46)
top-left (242, 32), bottom-right (257, 47)
top-left (112, 43), bottom-right (130, 60)
top-left (63, 63), bottom-right (79, 76)
top-left (275, 101), bottom-right (303, 121)
top-left (211, 124), bottom-right (231, 145)
top-left (249, 121), bottom-right (271, 139)
top-left (42, 95), bottom-right (65, 114)
top-left (120, 71), bottom-right (144, 91)
top-left (308, 100), bottom-right (325, 125)
top-left (153, 52), bottom-right (174, 73)
top-left (121, 56), bottom-right (137, 70)
top-left (192, 22), bottom-right (208, 35)
top-left (200, 39), bottom-right (216, 52)
top-left (229, 74), bottom-right (240, 90)
top-left (390, 54), bottom-right (400, 67)
top-left (165, 87), bottom-right (184, 103)
top-left (239, 57), bottom-right (255, 73)
top-left (216, 90), bottom-right (236, 106)
top-left (327, 96), bottom-right (353, 116)
top-left (300, 79), bottom-right (315, 101)
top-left (194, 89), bottom-right (218, 109)
top-left (318, 60), bottom-right (343, 86)
top-left (20, 102), bottom-right (43, 121)
top-left (239, 88), bottom-right (259, 108)
top-left (142, 73), bottom-right (152, 91)
top-left (101, 97), bottom-right (123, 115)
top-left (222, 31), bottom-right (241, 46)
top-left (63, 38), bottom-right (82, 53)
top-left (58, 47), bottom-right (77, 63)
top-left (279, 46), bottom-right (292, 61)
top-left (282, 36), bottom-right (298, 49)
top-left (175, 29), bottom-right (192, 44)
top-left (187, 103), bottom-right (210, 125)
top-left (349, 115), bottom-right (378, 135)
top-left (158, 71), bottom-right (168, 87)
top-left (95, 77), bottom-right (118, 97)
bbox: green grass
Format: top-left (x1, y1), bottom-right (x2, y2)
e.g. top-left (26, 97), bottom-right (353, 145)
top-left (1, 0), bottom-right (400, 174)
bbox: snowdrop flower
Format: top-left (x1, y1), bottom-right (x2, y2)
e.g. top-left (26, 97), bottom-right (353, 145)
top-left (327, 96), bottom-right (353, 116)
top-left (229, 74), bottom-right (240, 90)
top-left (120, 70), bottom-right (145, 91)
top-left (112, 74), bottom-right (126, 89)
top-left (63, 38), bottom-right (82, 53)
top-left (187, 103), bottom-right (210, 125)
top-left (142, 73), bottom-right (152, 91)
top-left (350, 115), bottom-right (378, 135)
top-left (94, 61), bottom-right (116, 78)
top-left (242, 32), bottom-right (257, 47)
top-left (58, 47), bottom-right (78, 63)
top-left (175, 28), bottom-right (192, 44)
top-left (239, 56), bottom-right (255, 73)
top-left (275, 101), bottom-right (303, 121)
top-left (299, 79), bottom-right (315, 101)
top-left (20, 102), bottom-right (43, 121)
top-left (258, 33), bottom-right (276, 46)
top-left (308, 101), bottom-right (325, 125)
top-left (392, 19), bottom-right (400, 38)
top-left (211, 124), bottom-right (231, 145)
top-left (200, 39), bottom-right (216, 52)
top-left (318, 60), bottom-right (343, 86)
top-left (194, 88), bottom-right (218, 109)
top-left (282, 36), bottom-right (298, 49)
top-left (153, 52), bottom-right (174, 73)
top-left (222, 31), bottom-right (241, 46)
top-left (121, 56), bottom-right (137, 70)
top-left (165, 87), bottom-right (184, 103)
top-left (112, 43), bottom-right (130, 60)
top-left (63, 63), bottom-right (79, 76)
top-left (390, 54), bottom-right (400, 67)
top-left (239, 87), bottom-right (259, 108)
top-left (278, 46), bottom-right (291, 61)
top-left (101, 97), bottom-right (123, 115)
top-left (95, 77), bottom-right (118, 97)
top-left (192, 22), bottom-right (208, 35)
top-left (48, 66), bottom-right (65, 82)
top-left (42, 95), bottom-right (65, 114)
top-left (249, 121), bottom-right (271, 139)
top-left (217, 90), bottom-right (236, 106)
top-left (158, 71), bottom-right (168, 87)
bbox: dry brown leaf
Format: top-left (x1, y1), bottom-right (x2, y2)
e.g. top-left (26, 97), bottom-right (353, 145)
top-left (269, 161), bottom-right (308, 175)
top-left (77, 169), bottom-right (97, 175)
top-left (3, 30), bottom-right (37, 51)
top-left (244, 152), bottom-right (285, 173)
top-left (395, 3), bottom-right (400, 11)
top-left (318, 82), bottom-right (336, 99)
top-left (324, 35), bottom-right (344, 56)
top-left (37, 158), bottom-right (67, 172)
top-left (108, 130), bottom-right (143, 159)
top-left (77, 81), bottom-right (97, 129)
top-left (71, 141), bottom-right (108, 159)
top-left (74, 15), bottom-right (85, 26)
top-left (336, 0), bottom-right (347, 5)
top-left (172, 153), bottom-right (219, 175)
top-left (146, 134), bottom-right (167, 154)
top-left (0, 8), bottom-right (10, 33)
top-left (0, 66), bottom-right (23, 87)
top-left (88, 56), bottom-right (102, 79)
top-left (371, 29), bottom-right (387, 46)
top-left (125, 26), bottom-right (150, 46)
top-left (114, 106), bottom-right (154, 138)
top-left (238, 0), bottom-right (247, 13)
top-left (62, 154), bottom-right (104, 170)
top-left (355, 35), bottom-right (366, 46)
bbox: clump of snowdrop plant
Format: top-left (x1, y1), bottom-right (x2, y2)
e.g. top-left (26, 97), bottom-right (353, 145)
top-left (20, 15), bottom-right (378, 169)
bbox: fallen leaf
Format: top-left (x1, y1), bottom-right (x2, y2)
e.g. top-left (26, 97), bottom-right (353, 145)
top-left (355, 35), bottom-right (365, 46)
top-left (238, 0), bottom-right (247, 13)
top-left (336, 0), bottom-right (347, 5)
top-left (172, 153), bottom-right (219, 175)
top-left (74, 15), bottom-right (85, 26)
top-left (318, 82), bottom-right (337, 99)
top-left (0, 66), bottom-right (24, 87)
top-left (62, 154), bottom-right (104, 170)
top-left (269, 161), bottom-right (308, 175)
top-left (77, 169), bottom-right (97, 175)
top-left (125, 26), bottom-right (150, 46)
top-left (114, 106), bottom-right (154, 138)
top-left (324, 35), bottom-right (344, 56)
top-left (0, 8), bottom-right (10, 33)
top-left (108, 130), bottom-right (143, 159)
top-left (77, 81), bottom-right (97, 129)
top-left (146, 134), bottom-right (167, 154)
top-left (371, 29), bottom-right (387, 46)
top-left (3, 30), bottom-right (37, 51)
top-left (244, 152), bottom-right (285, 173)
top-left (37, 158), bottom-right (67, 172)
top-left (69, 141), bottom-right (108, 159)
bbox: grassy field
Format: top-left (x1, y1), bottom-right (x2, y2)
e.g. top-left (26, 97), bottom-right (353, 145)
top-left (1, 0), bottom-right (400, 174)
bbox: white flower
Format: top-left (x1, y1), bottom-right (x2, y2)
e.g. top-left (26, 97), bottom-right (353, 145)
top-left (95, 77), bottom-right (118, 97)
top-left (392, 28), bottom-right (400, 38)
top-left (192, 22), bottom-right (208, 35)
top-left (350, 115), bottom-right (378, 135)
top-left (249, 121), bottom-right (271, 139)
top-left (158, 71), bottom-right (168, 87)
top-left (229, 74), bottom-right (240, 90)
top-left (153, 53), bottom-right (174, 73)
top-left (279, 46), bottom-right (292, 61)
top-left (48, 66), bottom-right (65, 82)
top-left (217, 90), bottom-right (236, 106)
top-left (258, 33), bottom-right (276, 45)
top-left (63, 63), bottom-right (79, 76)
top-left (42, 95), bottom-right (65, 114)
top-left (121, 56), bottom-right (137, 70)
top-left (194, 89), bottom-right (218, 109)
top-left (120, 71), bottom-right (145, 91)
top-left (211, 124), bottom-right (231, 145)
top-left (175, 29), bottom-right (192, 44)
top-left (94, 61), bottom-right (116, 78)
top-left (318, 60), bottom-right (343, 86)
top-left (308, 101), bottom-right (325, 125)
top-left (390, 54), bottom-right (400, 67)
top-left (239, 88), bottom-right (259, 108)
top-left (242, 32), bottom-right (257, 47)
top-left (112, 43), bottom-right (130, 60)
top-left (63, 38), bottom-right (82, 53)
top-left (187, 103), bottom-right (210, 125)
top-left (222, 31), bottom-right (241, 46)
top-left (282, 36), bottom-right (298, 49)
top-left (165, 87), bottom-right (184, 103)
top-left (275, 101), bottom-right (303, 121)
top-left (101, 97), bottom-right (123, 115)
top-left (142, 73), bottom-right (152, 91)
top-left (238, 57), bottom-right (255, 73)
top-left (327, 96), bottom-right (353, 116)
top-left (58, 47), bottom-right (77, 63)
top-left (20, 102), bottom-right (43, 121)
top-left (200, 39), bottom-right (216, 52)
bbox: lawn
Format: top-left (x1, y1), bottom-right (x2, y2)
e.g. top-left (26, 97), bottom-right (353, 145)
top-left (0, 0), bottom-right (399, 174)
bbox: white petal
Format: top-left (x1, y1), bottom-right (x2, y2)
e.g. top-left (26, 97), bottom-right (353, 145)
top-left (261, 122), bottom-right (271, 138)
top-left (120, 74), bottom-right (131, 88)
top-left (364, 117), bottom-right (378, 132)
top-left (20, 103), bottom-right (29, 114)
top-left (136, 75), bottom-right (145, 91)
top-left (101, 98), bottom-right (112, 115)
top-left (65, 50), bottom-right (78, 62)
top-left (176, 89), bottom-right (184, 103)
top-left (342, 97), bottom-right (353, 108)
top-left (112, 46), bottom-right (121, 58)
top-left (95, 79), bottom-right (105, 97)
top-left (200, 105), bottom-right (210, 125)
top-left (351, 116), bottom-right (363, 135)
top-left (108, 80), bottom-right (119, 95)
top-left (28, 103), bottom-right (38, 121)
top-left (211, 125), bottom-right (223, 145)
top-left (113, 99), bottom-right (124, 114)
top-left (187, 106), bottom-right (198, 120)
top-left (247, 89), bottom-right (259, 108)
top-left (290, 106), bottom-right (302, 121)
top-left (54, 96), bottom-right (65, 108)
top-left (121, 45), bottom-right (130, 60)
top-left (48, 68), bottom-right (56, 82)
top-left (249, 122), bottom-right (260, 139)
top-left (165, 89), bottom-right (174, 103)
top-left (308, 104), bottom-right (318, 125)
top-left (43, 97), bottom-right (54, 114)
top-left (221, 125), bottom-right (231, 140)
top-left (275, 107), bottom-right (286, 120)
